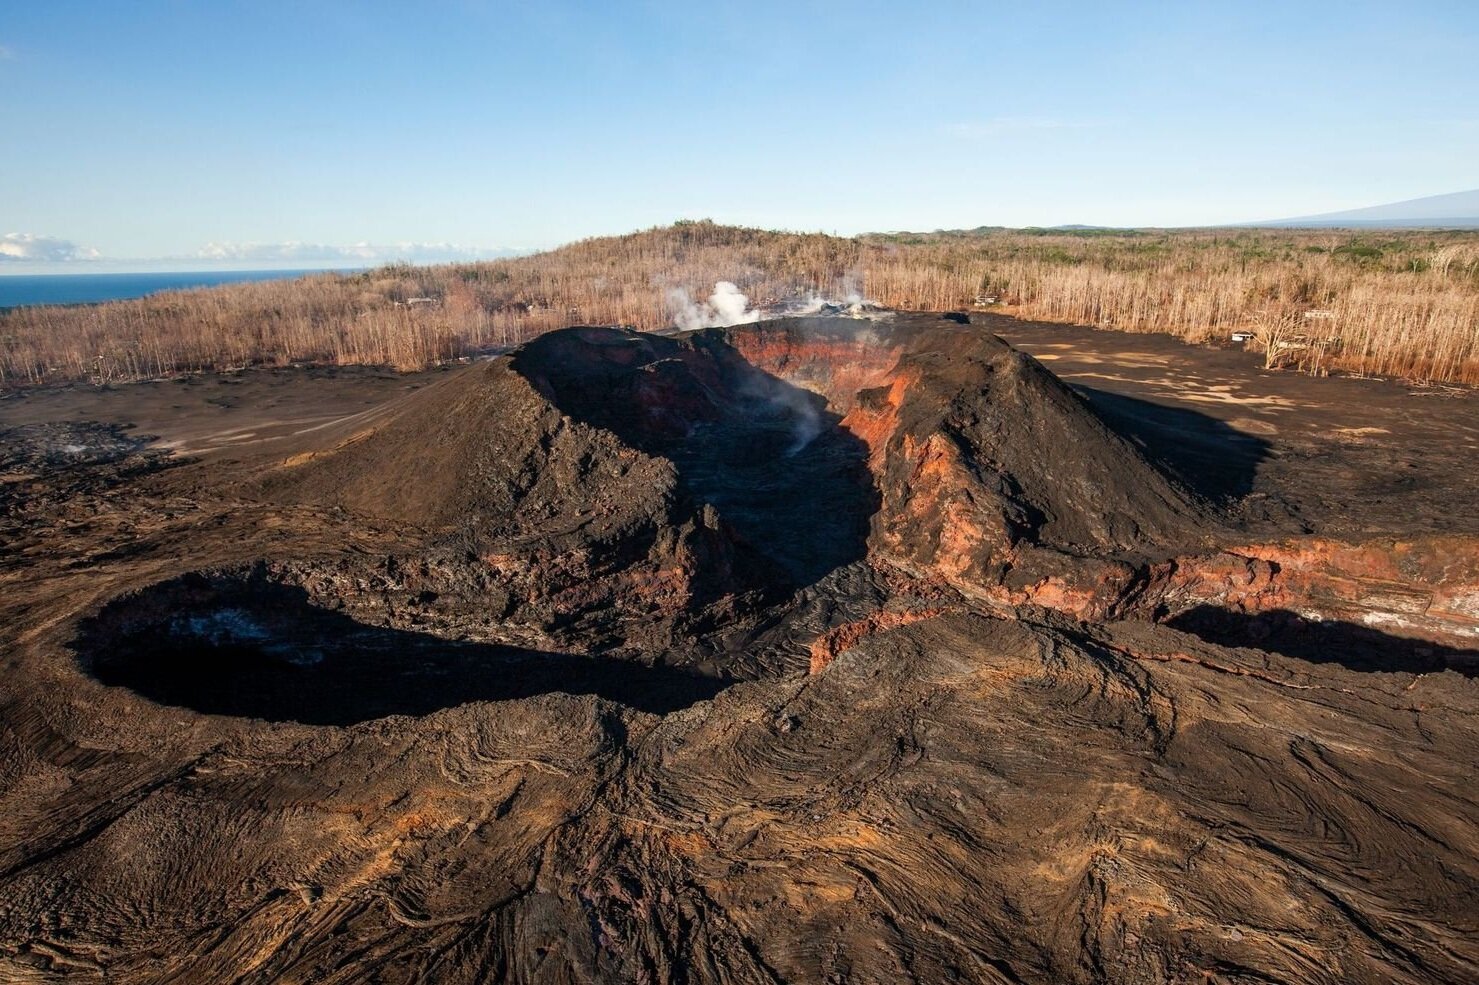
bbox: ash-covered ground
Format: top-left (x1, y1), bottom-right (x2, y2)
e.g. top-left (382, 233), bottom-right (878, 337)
top-left (1, 313), bottom-right (1476, 984)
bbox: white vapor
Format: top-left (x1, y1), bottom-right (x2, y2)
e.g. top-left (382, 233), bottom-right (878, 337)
top-left (666, 281), bottom-right (761, 331)
top-left (0, 233), bottom-right (101, 262)
top-left (736, 365), bottom-right (825, 456)
top-left (778, 289), bottom-right (888, 320)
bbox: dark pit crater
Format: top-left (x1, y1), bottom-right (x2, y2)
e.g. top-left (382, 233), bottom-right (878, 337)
top-left (514, 328), bottom-right (880, 588)
top-left (1165, 604), bottom-right (1479, 677)
top-left (76, 569), bottom-right (732, 725)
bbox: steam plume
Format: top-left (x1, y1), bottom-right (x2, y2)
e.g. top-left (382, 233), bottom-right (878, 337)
top-left (667, 281), bottom-right (760, 331)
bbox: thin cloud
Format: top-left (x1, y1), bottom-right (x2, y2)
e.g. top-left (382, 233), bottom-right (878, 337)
top-left (195, 241), bottom-right (524, 263)
top-left (0, 44), bottom-right (13, 60)
top-left (0, 233), bottom-right (101, 262)
top-left (946, 117), bottom-right (1111, 139)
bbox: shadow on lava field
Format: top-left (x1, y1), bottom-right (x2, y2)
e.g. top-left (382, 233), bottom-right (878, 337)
top-left (1074, 386), bottom-right (1272, 504)
top-left (1167, 604), bottom-right (1479, 676)
top-left (76, 573), bottom-right (733, 725)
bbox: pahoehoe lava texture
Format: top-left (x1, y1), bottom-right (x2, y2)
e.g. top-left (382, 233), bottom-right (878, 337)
top-left (2, 314), bottom-right (1477, 984)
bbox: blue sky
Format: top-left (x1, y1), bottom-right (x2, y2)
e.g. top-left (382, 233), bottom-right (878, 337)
top-left (2, 0), bottom-right (1477, 268)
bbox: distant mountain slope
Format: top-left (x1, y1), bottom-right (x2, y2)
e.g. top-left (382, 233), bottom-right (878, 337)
top-left (1260, 189), bottom-right (1479, 228)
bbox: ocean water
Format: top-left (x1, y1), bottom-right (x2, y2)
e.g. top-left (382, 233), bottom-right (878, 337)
top-left (0, 269), bottom-right (354, 308)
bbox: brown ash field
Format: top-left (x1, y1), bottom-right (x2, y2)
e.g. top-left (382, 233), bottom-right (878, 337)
top-left (1, 312), bottom-right (1477, 983)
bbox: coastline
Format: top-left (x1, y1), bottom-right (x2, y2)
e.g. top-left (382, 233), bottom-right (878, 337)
top-left (0, 267), bottom-right (363, 310)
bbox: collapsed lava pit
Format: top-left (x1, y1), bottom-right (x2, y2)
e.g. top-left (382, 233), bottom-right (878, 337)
top-left (77, 566), bottom-right (734, 725)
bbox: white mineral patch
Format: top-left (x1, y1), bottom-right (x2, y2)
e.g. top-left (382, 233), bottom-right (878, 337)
top-left (179, 608), bottom-right (272, 645)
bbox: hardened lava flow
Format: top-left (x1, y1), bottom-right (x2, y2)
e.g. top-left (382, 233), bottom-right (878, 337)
top-left (1, 313), bottom-right (1476, 984)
